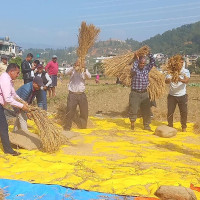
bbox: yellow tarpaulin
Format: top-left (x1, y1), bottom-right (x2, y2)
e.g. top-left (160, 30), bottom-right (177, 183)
top-left (1, 117), bottom-right (200, 198)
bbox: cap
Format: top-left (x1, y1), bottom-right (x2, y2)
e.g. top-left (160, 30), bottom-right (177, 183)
top-left (1, 55), bottom-right (8, 60)
top-left (37, 64), bottom-right (44, 69)
top-left (52, 55), bottom-right (57, 59)
top-left (33, 76), bottom-right (44, 87)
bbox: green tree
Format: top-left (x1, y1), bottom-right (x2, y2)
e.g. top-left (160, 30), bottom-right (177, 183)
top-left (9, 56), bottom-right (22, 68)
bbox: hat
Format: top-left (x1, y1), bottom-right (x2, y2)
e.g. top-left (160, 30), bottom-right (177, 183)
top-left (52, 55), bottom-right (57, 59)
top-left (33, 76), bottom-right (44, 87)
top-left (1, 55), bottom-right (8, 60)
top-left (37, 64), bottom-right (44, 69)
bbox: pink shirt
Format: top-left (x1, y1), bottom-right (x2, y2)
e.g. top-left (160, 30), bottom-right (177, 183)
top-left (0, 72), bottom-right (23, 108)
top-left (45, 61), bottom-right (59, 75)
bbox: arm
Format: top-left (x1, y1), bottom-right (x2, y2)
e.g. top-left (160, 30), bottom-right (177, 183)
top-left (147, 54), bottom-right (156, 71)
top-left (45, 73), bottom-right (52, 87)
top-left (0, 80), bottom-right (23, 108)
top-left (45, 62), bottom-right (50, 73)
top-left (21, 61), bottom-right (32, 73)
top-left (131, 61), bottom-right (138, 77)
top-left (178, 75), bottom-right (190, 84)
top-left (65, 67), bottom-right (74, 75)
top-left (84, 69), bottom-right (91, 79)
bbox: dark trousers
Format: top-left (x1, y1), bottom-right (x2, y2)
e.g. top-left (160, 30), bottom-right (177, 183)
top-left (65, 92), bottom-right (88, 130)
top-left (23, 79), bottom-right (33, 84)
top-left (0, 105), bottom-right (15, 153)
top-left (167, 94), bottom-right (188, 129)
top-left (129, 91), bottom-right (151, 128)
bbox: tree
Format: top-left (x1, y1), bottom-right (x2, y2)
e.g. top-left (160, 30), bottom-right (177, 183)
top-left (9, 57), bottom-right (22, 68)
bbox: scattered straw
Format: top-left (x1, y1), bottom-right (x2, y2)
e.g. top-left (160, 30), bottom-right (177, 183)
top-left (147, 67), bottom-right (166, 101)
top-left (77, 21), bottom-right (100, 70)
top-left (167, 54), bottom-right (184, 83)
top-left (28, 106), bottom-right (68, 153)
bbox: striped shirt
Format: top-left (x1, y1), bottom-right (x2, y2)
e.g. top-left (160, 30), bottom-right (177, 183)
top-left (131, 54), bottom-right (156, 91)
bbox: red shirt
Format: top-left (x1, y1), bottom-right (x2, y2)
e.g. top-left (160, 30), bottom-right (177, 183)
top-left (45, 61), bottom-right (58, 75)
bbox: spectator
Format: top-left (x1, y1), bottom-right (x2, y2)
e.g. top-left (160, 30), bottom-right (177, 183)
top-left (0, 63), bottom-right (29, 156)
top-left (35, 64), bottom-right (52, 110)
top-left (13, 76), bottom-right (44, 132)
top-left (0, 55), bottom-right (8, 76)
top-left (45, 55), bottom-right (59, 97)
top-left (21, 53), bottom-right (35, 84)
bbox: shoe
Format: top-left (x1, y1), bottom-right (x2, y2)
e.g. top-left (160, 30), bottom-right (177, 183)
top-left (5, 151), bottom-right (21, 156)
top-left (131, 122), bottom-right (134, 130)
top-left (144, 126), bottom-right (152, 131)
top-left (182, 128), bottom-right (186, 132)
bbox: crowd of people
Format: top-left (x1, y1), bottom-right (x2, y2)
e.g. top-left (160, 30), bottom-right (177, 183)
top-left (0, 52), bottom-right (190, 156)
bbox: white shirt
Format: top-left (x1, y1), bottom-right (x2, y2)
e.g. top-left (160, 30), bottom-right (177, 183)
top-left (166, 66), bottom-right (190, 97)
top-left (65, 67), bottom-right (91, 93)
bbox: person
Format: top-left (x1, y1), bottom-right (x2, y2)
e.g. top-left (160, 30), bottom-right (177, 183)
top-left (21, 53), bottom-right (35, 84)
top-left (95, 74), bottom-right (100, 84)
top-left (165, 60), bottom-right (190, 132)
top-left (129, 53), bottom-right (156, 131)
top-left (64, 60), bottom-right (91, 131)
top-left (33, 59), bottom-right (40, 69)
top-left (35, 64), bottom-right (52, 110)
top-left (0, 63), bottom-right (29, 156)
top-left (0, 55), bottom-right (8, 75)
top-left (45, 55), bottom-right (59, 97)
top-left (13, 76), bottom-right (44, 132)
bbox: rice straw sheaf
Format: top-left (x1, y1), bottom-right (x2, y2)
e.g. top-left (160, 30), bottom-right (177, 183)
top-left (147, 67), bottom-right (166, 101)
top-left (77, 21), bottom-right (100, 70)
top-left (167, 54), bottom-right (183, 83)
top-left (28, 106), bottom-right (68, 153)
top-left (103, 45), bottom-right (150, 87)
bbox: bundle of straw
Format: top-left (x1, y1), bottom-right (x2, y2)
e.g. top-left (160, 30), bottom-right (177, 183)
top-left (147, 67), bottom-right (166, 101)
top-left (77, 21), bottom-right (100, 70)
top-left (166, 54), bottom-right (184, 83)
top-left (103, 45), bottom-right (150, 86)
top-left (28, 106), bottom-right (68, 153)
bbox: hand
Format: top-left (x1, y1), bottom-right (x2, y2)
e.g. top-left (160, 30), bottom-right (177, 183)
top-left (43, 86), bottom-right (47, 90)
top-left (27, 113), bottom-right (32, 120)
top-left (22, 103), bottom-right (30, 112)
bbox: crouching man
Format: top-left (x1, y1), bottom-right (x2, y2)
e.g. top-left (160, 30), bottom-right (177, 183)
top-left (13, 76), bottom-right (44, 132)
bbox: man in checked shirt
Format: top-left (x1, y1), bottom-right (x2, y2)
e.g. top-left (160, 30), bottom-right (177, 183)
top-left (129, 53), bottom-right (156, 131)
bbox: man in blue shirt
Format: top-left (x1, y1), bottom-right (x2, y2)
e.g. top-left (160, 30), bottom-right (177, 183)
top-left (13, 76), bottom-right (44, 132)
top-left (129, 54), bottom-right (156, 131)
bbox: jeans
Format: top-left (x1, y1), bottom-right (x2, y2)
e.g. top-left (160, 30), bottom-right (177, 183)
top-left (0, 104), bottom-right (15, 153)
top-left (36, 90), bottom-right (47, 110)
top-left (129, 90), bottom-right (151, 128)
top-left (167, 94), bottom-right (188, 129)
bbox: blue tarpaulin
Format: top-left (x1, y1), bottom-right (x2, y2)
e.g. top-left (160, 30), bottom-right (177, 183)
top-left (0, 179), bottom-right (135, 200)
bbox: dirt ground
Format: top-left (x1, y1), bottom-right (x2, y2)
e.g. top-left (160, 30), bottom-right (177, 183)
top-left (13, 75), bottom-right (200, 124)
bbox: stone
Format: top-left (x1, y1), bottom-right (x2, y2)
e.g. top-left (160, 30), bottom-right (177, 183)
top-left (154, 125), bottom-right (177, 138)
top-left (155, 185), bottom-right (197, 200)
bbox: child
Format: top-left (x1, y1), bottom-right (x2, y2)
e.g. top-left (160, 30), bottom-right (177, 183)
top-left (35, 64), bottom-right (52, 110)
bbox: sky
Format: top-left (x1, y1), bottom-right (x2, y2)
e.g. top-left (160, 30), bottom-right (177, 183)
top-left (1, 0), bottom-right (200, 49)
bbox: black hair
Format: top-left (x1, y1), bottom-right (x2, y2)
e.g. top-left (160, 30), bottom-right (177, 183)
top-left (27, 53), bottom-right (33, 58)
top-left (33, 59), bottom-right (40, 65)
top-left (6, 63), bottom-right (20, 73)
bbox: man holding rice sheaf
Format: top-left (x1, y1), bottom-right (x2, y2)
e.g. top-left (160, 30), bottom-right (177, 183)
top-left (165, 55), bottom-right (190, 132)
top-left (129, 53), bottom-right (156, 131)
top-left (64, 60), bottom-right (91, 131)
